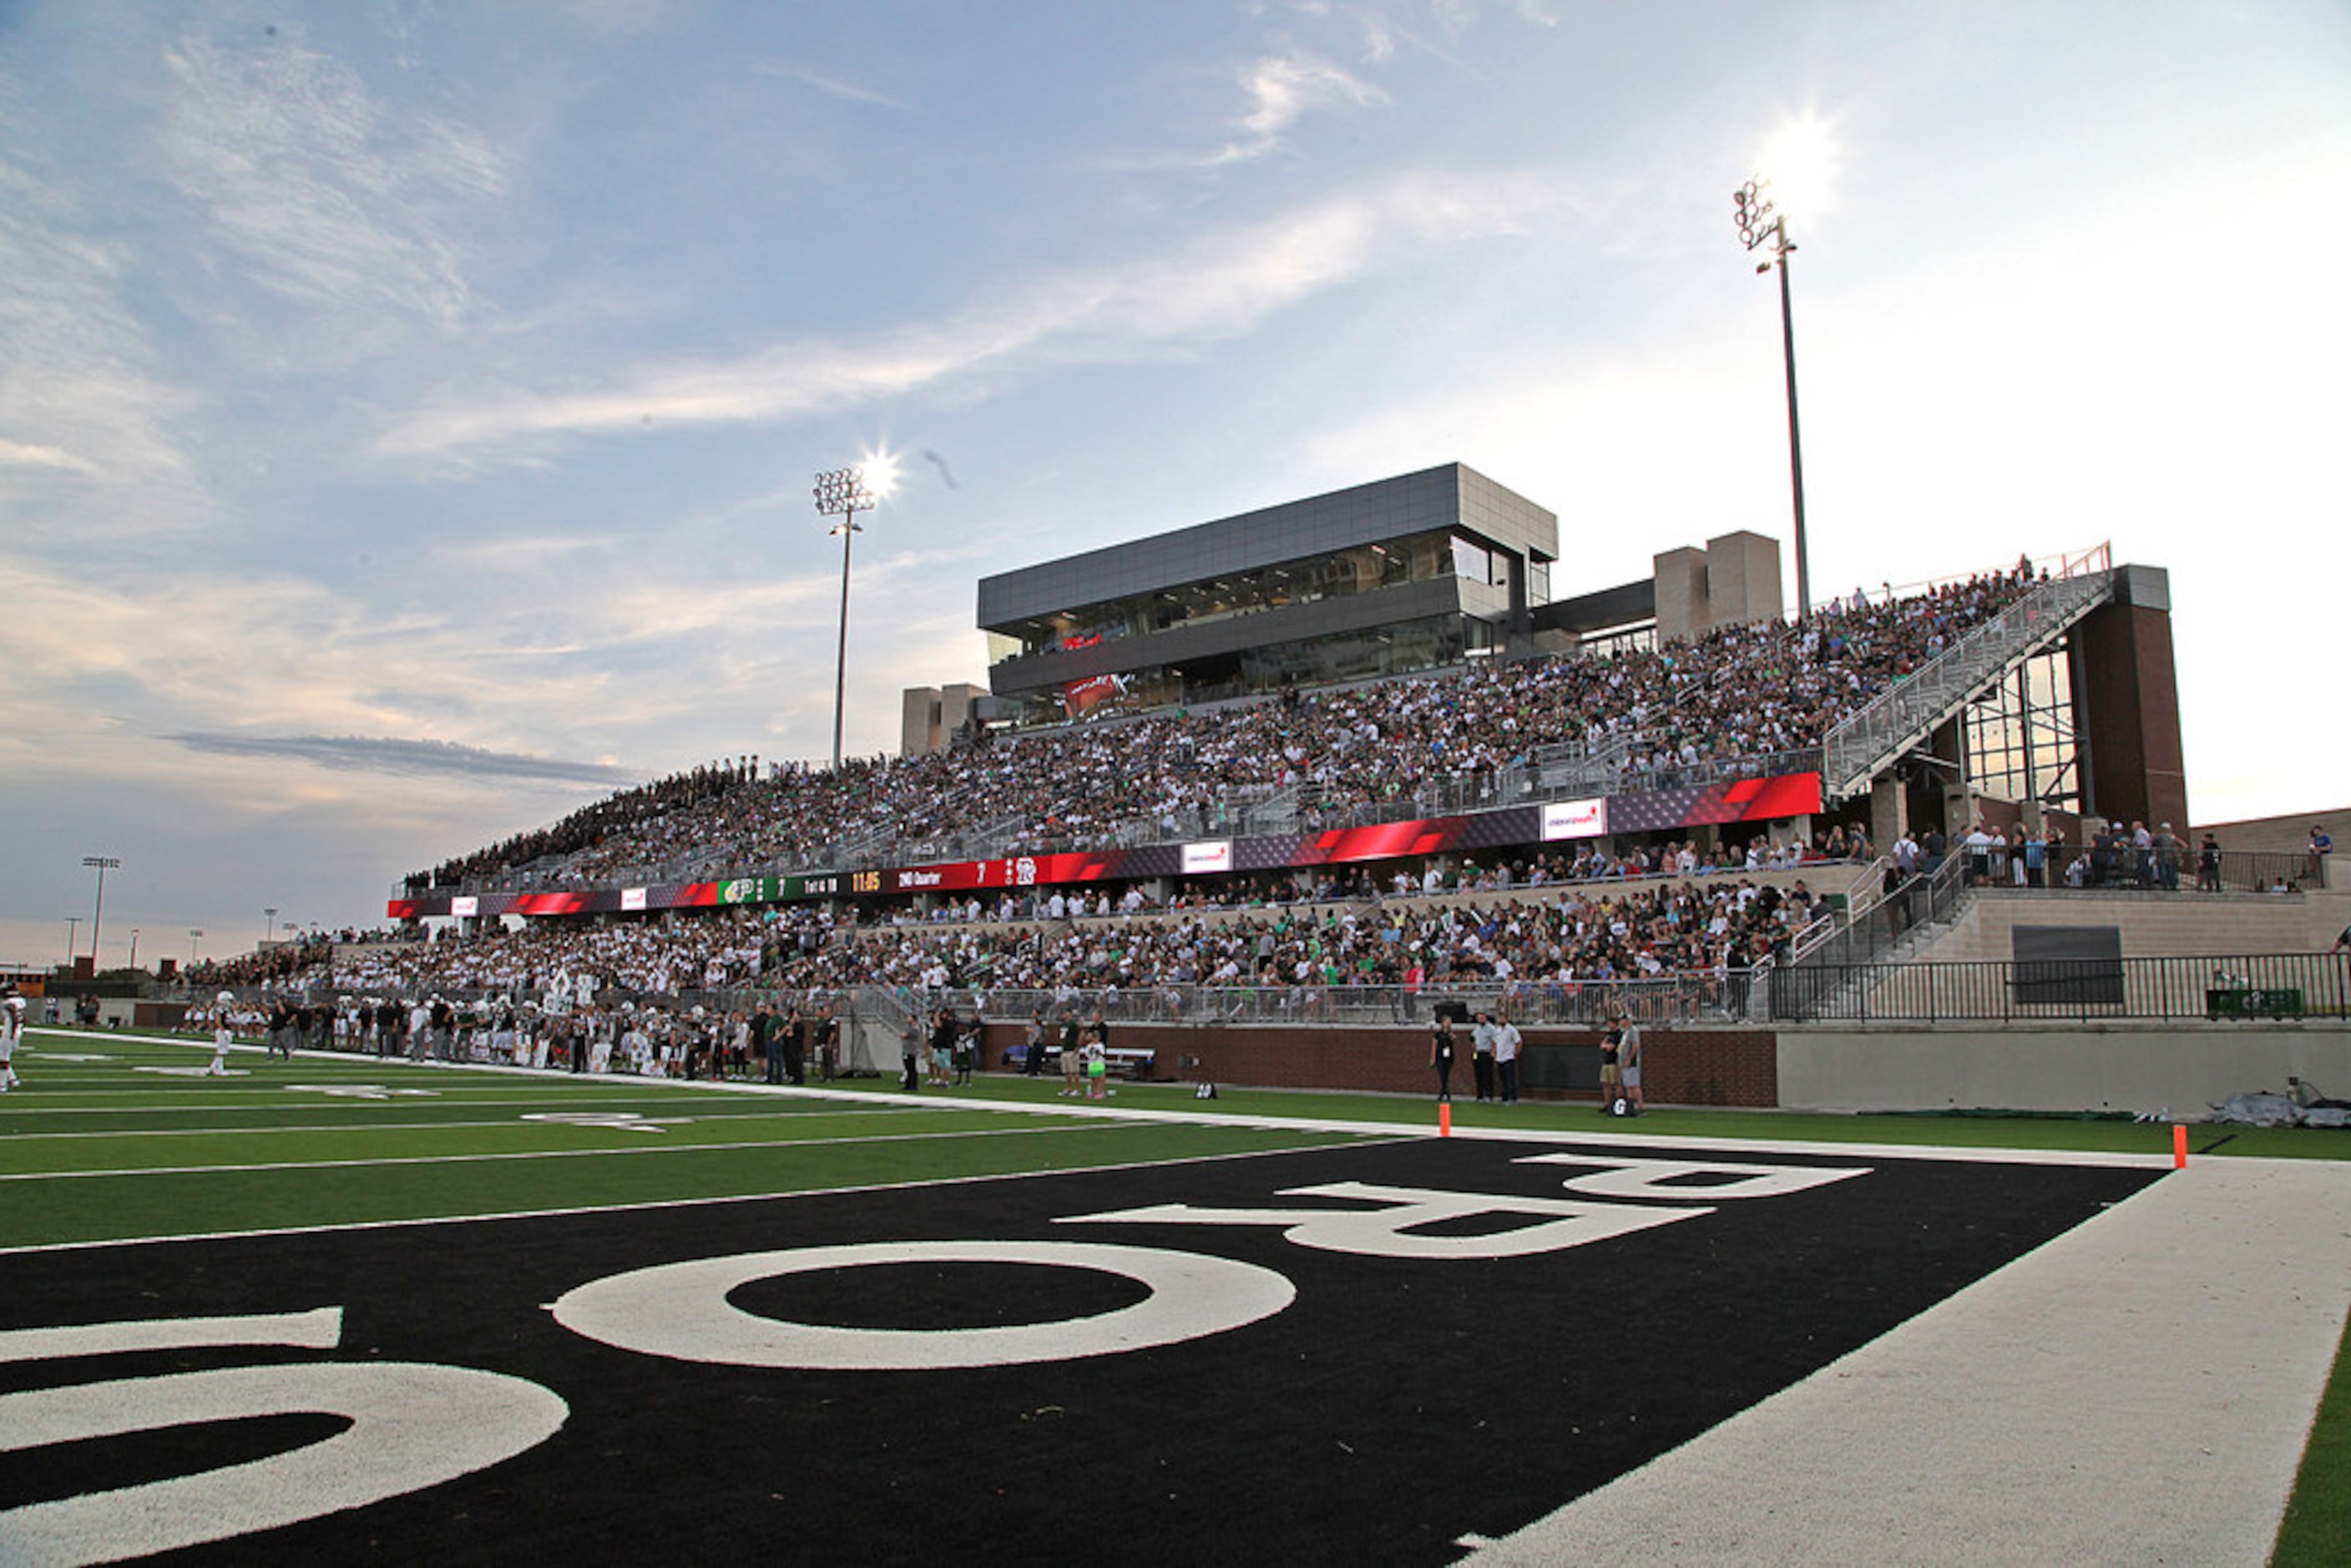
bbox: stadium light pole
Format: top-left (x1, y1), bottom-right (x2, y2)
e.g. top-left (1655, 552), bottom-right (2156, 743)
top-left (63, 916), bottom-right (81, 967)
top-left (129, 928), bottom-right (140, 972)
top-left (82, 856), bottom-right (120, 969)
top-left (263, 907), bottom-right (277, 947)
top-left (190, 928), bottom-right (205, 965)
top-left (812, 458), bottom-right (896, 772)
top-left (1734, 177), bottom-right (1812, 622)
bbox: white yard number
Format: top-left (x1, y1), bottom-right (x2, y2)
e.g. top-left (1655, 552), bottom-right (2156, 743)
top-left (0, 1308), bottom-right (566, 1562)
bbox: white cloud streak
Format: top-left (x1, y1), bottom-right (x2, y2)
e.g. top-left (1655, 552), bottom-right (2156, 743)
top-left (375, 165), bottom-right (1558, 467)
top-left (1212, 48), bottom-right (1387, 160)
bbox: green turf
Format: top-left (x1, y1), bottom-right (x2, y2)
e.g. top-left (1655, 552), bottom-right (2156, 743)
top-left (2274, 1309), bottom-right (2351, 1567)
top-left (0, 1034), bottom-right (1388, 1248)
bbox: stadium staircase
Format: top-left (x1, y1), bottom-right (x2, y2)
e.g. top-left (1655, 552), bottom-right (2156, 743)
top-left (1818, 554), bottom-right (2116, 803)
top-left (1771, 853), bottom-right (1978, 1020)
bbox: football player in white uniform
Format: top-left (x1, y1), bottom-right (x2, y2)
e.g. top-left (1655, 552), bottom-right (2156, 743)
top-left (207, 991), bottom-right (236, 1075)
top-left (1, 987), bottom-right (25, 1090)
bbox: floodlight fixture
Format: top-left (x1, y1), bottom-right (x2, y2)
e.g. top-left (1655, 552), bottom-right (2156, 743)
top-left (813, 457), bottom-right (893, 771)
top-left (1733, 176), bottom-right (1812, 621)
top-left (82, 855), bottom-right (120, 968)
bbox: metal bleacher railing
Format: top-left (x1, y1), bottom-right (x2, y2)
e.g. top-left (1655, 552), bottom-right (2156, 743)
top-left (1769, 950), bottom-right (2351, 1024)
top-left (1818, 547), bottom-right (2115, 802)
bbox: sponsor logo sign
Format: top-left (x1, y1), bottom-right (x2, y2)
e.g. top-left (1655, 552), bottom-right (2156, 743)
top-left (1541, 797), bottom-right (1607, 840)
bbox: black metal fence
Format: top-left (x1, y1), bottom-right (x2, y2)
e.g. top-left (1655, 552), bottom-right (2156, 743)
top-left (1771, 951), bottom-right (2351, 1024)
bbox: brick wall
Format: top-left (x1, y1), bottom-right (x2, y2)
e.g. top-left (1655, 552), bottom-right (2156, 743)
top-left (981, 1022), bottom-right (1779, 1106)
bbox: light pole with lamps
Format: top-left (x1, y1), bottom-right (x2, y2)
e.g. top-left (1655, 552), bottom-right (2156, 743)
top-left (82, 856), bottom-right (120, 969)
top-left (811, 458), bottom-right (896, 771)
top-left (190, 928), bottom-right (205, 965)
top-left (128, 928), bottom-right (140, 972)
top-left (1733, 177), bottom-right (1811, 622)
top-left (263, 908), bottom-right (278, 948)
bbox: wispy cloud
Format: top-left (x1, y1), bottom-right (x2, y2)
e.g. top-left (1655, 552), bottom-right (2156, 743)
top-left (375, 164), bottom-right (1559, 467)
top-left (163, 731), bottom-right (639, 787)
top-left (0, 164), bottom-right (211, 543)
top-left (751, 58), bottom-right (913, 112)
top-left (1208, 48), bottom-right (1386, 164)
top-left (159, 28), bottom-right (506, 335)
top-left (0, 438), bottom-right (99, 474)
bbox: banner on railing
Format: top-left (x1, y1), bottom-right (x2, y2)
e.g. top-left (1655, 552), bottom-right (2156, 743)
top-left (388, 771), bottom-right (1826, 921)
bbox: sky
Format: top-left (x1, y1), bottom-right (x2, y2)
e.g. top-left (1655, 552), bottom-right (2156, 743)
top-left (3, 0), bottom-right (2345, 973)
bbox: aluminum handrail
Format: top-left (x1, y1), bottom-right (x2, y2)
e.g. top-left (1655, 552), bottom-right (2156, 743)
top-left (1820, 565), bottom-right (2117, 801)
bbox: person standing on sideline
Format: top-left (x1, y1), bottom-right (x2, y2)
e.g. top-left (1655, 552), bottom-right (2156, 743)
top-left (811, 1003), bottom-right (839, 1081)
top-left (1493, 1012), bottom-right (1522, 1104)
top-left (1469, 1010), bottom-right (1498, 1101)
top-left (899, 1012), bottom-right (922, 1092)
top-left (1616, 1009), bottom-right (1645, 1115)
top-left (783, 1004), bottom-right (809, 1085)
top-left (929, 1007), bottom-right (956, 1088)
top-left (1429, 1013), bottom-right (1458, 1102)
top-left (755, 1004), bottom-right (780, 1085)
top-left (208, 991), bottom-right (237, 1076)
top-left (1598, 1014), bottom-right (1624, 1112)
top-left (0, 987), bottom-right (24, 1090)
top-left (1059, 1012), bottom-right (1084, 1096)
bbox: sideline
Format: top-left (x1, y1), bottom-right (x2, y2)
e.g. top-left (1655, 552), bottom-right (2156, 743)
top-left (1466, 1156), bottom-right (2351, 1565)
top-left (22, 1026), bottom-right (2179, 1170)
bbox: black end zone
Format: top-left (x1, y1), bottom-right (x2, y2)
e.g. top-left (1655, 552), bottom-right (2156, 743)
top-left (0, 1139), bottom-right (2158, 1564)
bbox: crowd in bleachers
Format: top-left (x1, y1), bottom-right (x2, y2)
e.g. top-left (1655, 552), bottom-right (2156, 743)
top-left (243, 558), bottom-right (2057, 1034)
top-left (298, 857), bottom-right (1828, 1019)
top-left (425, 561), bottom-right (2040, 893)
top-left (403, 758), bottom-right (764, 891)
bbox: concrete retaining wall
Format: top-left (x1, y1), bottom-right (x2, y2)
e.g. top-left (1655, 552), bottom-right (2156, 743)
top-left (1777, 1023), bottom-right (2351, 1116)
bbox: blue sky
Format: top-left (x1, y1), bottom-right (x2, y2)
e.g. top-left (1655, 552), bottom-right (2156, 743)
top-left (3, 0), bottom-right (2345, 970)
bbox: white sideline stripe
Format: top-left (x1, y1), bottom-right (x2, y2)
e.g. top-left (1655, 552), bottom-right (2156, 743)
top-left (0, 1099), bottom-right (914, 1116)
top-left (1466, 1157), bottom-right (2351, 1567)
top-left (0, 1108), bottom-right (914, 1140)
top-left (0, 1117), bottom-right (1141, 1183)
top-left (0, 1135), bottom-right (1391, 1257)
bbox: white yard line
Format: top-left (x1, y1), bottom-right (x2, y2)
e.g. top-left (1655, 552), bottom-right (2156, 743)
top-left (0, 1117), bottom-right (1144, 1183)
top-left (0, 1107), bottom-right (913, 1140)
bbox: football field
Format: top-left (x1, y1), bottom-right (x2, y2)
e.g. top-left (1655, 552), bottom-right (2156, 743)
top-left (4, 1027), bottom-right (2348, 1564)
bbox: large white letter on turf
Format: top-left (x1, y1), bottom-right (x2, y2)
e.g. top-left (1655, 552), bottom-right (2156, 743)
top-left (1058, 1181), bottom-right (1710, 1259)
top-left (1514, 1155), bottom-right (1871, 1201)
top-left (0, 1312), bottom-right (566, 1563)
top-left (550, 1241), bottom-right (1295, 1369)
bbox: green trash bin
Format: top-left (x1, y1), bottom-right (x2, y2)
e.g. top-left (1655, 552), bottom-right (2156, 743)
top-left (2207, 987), bottom-right (2304, 1019)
